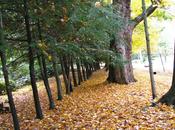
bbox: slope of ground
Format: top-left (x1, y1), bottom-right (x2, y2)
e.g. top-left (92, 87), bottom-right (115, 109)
top-left (0, 69), bottom-right (175, 129)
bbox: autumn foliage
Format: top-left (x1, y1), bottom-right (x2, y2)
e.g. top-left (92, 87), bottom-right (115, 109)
top-left (0, 70), bottom-right (175, 129)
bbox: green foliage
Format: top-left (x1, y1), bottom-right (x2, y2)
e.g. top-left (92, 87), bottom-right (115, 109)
top-left (0, 80), bottom-right (16, 95)
top-left (132, 21), bottom-right (160, 53)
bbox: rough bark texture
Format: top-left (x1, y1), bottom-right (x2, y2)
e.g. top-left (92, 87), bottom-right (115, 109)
top-left (108, 0), bottom-right (135, 84)
top-left (108, 0), bottom-right (157, 84)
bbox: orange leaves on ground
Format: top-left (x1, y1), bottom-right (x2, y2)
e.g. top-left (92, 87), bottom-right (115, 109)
top-left (0, 69), bottom-right (175, 129)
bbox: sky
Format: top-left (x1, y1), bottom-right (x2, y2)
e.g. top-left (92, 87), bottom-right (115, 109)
top-left (158, 1), bottom-right (175, 49)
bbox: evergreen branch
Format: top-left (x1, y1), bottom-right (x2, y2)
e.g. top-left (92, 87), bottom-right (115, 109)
top-left (5, 38), bottom-right (27, 42)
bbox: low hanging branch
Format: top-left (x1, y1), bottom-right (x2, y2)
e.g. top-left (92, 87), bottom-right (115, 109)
top-left (132, 5), bottom-right (157, 28)
top-left (132, 0), bottom-right (162, 28)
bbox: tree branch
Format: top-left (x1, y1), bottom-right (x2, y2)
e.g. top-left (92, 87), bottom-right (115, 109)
top-left (6, 53), bottom-right (27, 67)
top-left (5, 38), bottom-right (27, 42)
top-left (131, 5), bottom-right (158, 28)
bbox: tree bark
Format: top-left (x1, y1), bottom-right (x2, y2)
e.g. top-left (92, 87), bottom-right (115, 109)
top-left (85, 63), bottom-right (91, 79)
top-left (108, 0), bottom-right (157, 84)
top-left (37, 55), bottom-right (55, 109)
top-left (70, 58), bottom-right (78, 87)
top-left (23, 0), bottom-right (43, 119)
top-left (63, 56), bottom-right (73, 92)
top-left (36, 11), bottom-right (55, 109)
top-left (81, 61), bottom-right (87, 81)
top-left (60, 57), bottom-right (71, 94)
top-left (142, 0), bottom-right (156, 100)
top-left (76, 61), bottom-right (83, 85)
top-left (24, 0), bottom-right (43, 119)
top-left (107, 0), bottom-right (135, 84)
top-left (52, 55), bottom-right (63, 100)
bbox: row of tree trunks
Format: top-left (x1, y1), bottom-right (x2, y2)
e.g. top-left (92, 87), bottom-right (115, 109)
top-left (0, 1), bottom-right (101, 129)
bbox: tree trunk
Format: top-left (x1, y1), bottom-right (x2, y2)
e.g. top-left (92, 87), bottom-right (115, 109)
top-left (60, 57), bottom-right (71, 94)
top-left (81, 61), bottom-right (87, 81)
top-left (63, 56), bottom-right (73, 92)
top-left (37, 55), bottom-right (55, 109)
top-left (158, 42), bottom-right (175, 105)
top-left (76, 61), bottom-right (83, 85)
top-left (0, 12), bottom-right (20, 130)
top-left (23, 0), bottom-right (43, 119)
top-left (107, 0), bottom-right (135, 84)
top-left (70, 58), bottom-right (78, 87)
top-left (108, 0), bottom-right (158, 84)
top-left (85, 64), bottom-right (91, 79)
top-left (36, 11), bottom-right (55, 109)
top-left (52, 54), bottom-right (63, 100)
top-left (94, 62), bottom-right (100, 71)
top-left (142, 0), bottom-right (156, 101)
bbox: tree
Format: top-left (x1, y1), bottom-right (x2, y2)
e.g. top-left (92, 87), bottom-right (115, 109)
top-left (158, 41), bottom-right (175, 105)
top-left (0, 11), bottom-right (20, 130)
top-left (142, 0), bottom-right (157, 102)
top-left (107, 0), bottom-right (159, 84)
top-left (36, 5), bottom-right (55, 109)
top-left (23, 0), bottom-right (43, 119)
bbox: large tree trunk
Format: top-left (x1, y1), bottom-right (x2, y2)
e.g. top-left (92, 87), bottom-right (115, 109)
top-left (107, 0), bottom-right (135, 84)
top-left (158, 43), bottom-right (175, 105)
top-left (108, 0), bottom-right (157, 84)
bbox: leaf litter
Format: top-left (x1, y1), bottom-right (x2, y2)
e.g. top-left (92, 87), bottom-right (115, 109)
top-left (0, 69), bottom-right (175, 129)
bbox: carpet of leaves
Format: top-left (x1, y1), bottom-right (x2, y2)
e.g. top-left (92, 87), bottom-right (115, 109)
top-left (0, 69), bottom-right (175, 130)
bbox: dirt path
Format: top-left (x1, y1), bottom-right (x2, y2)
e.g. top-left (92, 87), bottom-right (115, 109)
top-left (0, 70), bottom-right (175, 129)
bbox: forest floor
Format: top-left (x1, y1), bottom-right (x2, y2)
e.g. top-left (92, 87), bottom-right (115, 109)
top-left (0, 69), bottom-right (175, 130)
